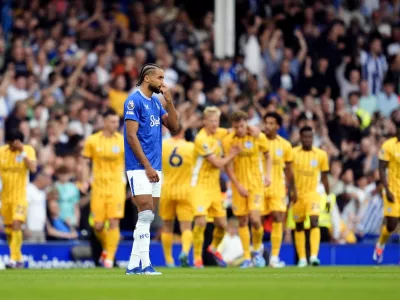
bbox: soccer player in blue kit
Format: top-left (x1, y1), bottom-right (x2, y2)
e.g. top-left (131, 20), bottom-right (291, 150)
top-left (124, 63), bottom-right (179, 275)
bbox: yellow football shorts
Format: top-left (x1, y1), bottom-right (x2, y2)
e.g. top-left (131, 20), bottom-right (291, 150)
top-left (1, 200), bottom-right (27, 225)
top-left (382, 191), bottom-right (400, 218)
top-left (159, 190), bottom-right (194, 222)
top-left (191, 186), bottom-right (226, 218)
top-left (231, 186), bottom-right (264, 216)
top-left (91, 184), bottom-right (126, 222)
top-left (263, 194), bottom-right (287, 215)
top-left (292, 193), bottom-right (320, 223)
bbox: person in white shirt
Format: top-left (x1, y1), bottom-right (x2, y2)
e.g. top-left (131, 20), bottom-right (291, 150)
top-left (67, 107), bottom-right (93, 138)
top-left (6, 74), bottom-right (29, 110)
top-left (217, 218), bottom-right (244, 266)
top-left (26, 172), bottom-right (52, 243)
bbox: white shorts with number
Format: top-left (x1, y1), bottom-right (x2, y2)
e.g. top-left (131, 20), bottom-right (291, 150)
top-left (126, 170), bottom-right (162, 197)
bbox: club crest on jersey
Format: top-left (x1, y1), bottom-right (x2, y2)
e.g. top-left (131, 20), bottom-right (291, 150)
top-left (127, 100), bottom-right (135, 110)
top-left (310, 159), bottom-right (318, 167)
top-left (203, 143), bottom-right (211, 153)
top-left (112, 145), bottom-right (120, 153)
top-left (276, 149), bottom-right (283, 157)
top-left (245, 141), bottom-right (253, 149)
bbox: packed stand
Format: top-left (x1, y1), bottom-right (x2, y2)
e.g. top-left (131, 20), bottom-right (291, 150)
top-left (0, 0), bottom-right (398, 245)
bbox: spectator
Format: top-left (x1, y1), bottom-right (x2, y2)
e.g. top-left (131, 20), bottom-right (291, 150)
top-left (336, 56), bottom-right (360, 102)
top-left (361, 37), bottom-right (388, 95)
top-left (67, 107), bottom-right (93, 138)
top-left (348, 91), bottom-right (371, 130)
top-left (270, 59), bottom-right (296, 92)
top-left (108, 75), bottom-right (128, 118)
top-left (54, 165), bottom-right (80, 228)
top-left (359, 80), bottom-right (377, 115)
top-left (46, 200), bottom-right (79, 241)
top-left (217, 218), bottom-right (244, 266)
top-left (25, 172), bottom-right (52, 243)
top-left (376, 80), bottom-right (399, 117)
top-left (4, 101), bottom-right (28, 136)
top-left (6, 74), bottom-right (29, 110)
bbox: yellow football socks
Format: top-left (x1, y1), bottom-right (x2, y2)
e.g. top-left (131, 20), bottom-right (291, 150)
top-left (251, 226), bottom-right (264, 252)
top-left (210, 227), bottom-right (225, 249)
top-left (94, 229), bottom-right (107, 249)
top-left (161, 232), bottom-right (174, 265)
top-left (378, 225), bottom-right (391, 246)
top-left (181, 230), bottom-right (193, 254)
top-left (294, 230), bottom-right (306, 260)
top-left (271, 222), bottom-right (283, 257)
top-left (193, 225), bottom-right (206, 261)
top-left (238, 226), bottom-right (251, 260)
top-left (5, 227), bottom-right (12, 244)
top-left (10, 230), bottom-right (23, 262)
top-left (310, 227), bottom-right (321, 258)
top-left (105, 227), bottom-right (120, 262)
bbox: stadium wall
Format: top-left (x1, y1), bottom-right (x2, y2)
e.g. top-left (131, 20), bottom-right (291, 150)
top-left (0, 242), bottom-right (399, 268)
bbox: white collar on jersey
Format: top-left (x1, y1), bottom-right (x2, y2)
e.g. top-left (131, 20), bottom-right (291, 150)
top-left (138, 88), bottom-right (152, 101)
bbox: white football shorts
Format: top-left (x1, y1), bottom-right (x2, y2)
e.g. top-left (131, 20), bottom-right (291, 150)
top-left (126, 170), bottom-right (162, 197)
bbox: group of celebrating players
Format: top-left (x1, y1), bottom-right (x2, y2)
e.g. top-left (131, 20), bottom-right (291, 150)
top-left (0, 64), bottom-right (398, 274)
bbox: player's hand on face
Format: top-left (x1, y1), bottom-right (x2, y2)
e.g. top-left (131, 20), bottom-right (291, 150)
top-left (160, 84), bottom-right (172, 103)
top-left (237, 184), bottom-right (249, 197)
top-left (386, 190), bottom-right (395, 203)
top-left (145, 166), bottom-right (160, 183)
top-left (13, 140), bottom-right (24, 151)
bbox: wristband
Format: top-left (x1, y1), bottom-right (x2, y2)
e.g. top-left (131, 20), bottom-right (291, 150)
top-left (20, 151), bottom-right (27, 158)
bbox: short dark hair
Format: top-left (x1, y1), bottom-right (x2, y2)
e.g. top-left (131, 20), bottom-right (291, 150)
top-left (231, 110), bottom-right (248, 122)
top-left (171, 123), bottom-right (184, 137)
top-left (264, 112), bottom-right (282, 127)
top-left (55, 165), bottom-right (69, 175)
top-left (348, 91), bottom-right (361, 98)
top-left (136, 63), bottom-right (162, 86)
top-left (103, 108), bottom-right (118, 118)
top-left (5, 129), bottom-right (24, 143)
top-left (300, 126), bottom-right (313, 135)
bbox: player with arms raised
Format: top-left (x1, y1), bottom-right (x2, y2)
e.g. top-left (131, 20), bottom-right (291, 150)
top-left (160, 124), bottom-right (194, 267)
top-left (374, 122), bottom-right (400, 263)
top-left (262, 112), bottom-right (295, 268)
top-left (223, 111), bottom-right (272, 268)
top-left (124, 63), bottom-right (179, 275)
top-left (81, 109), bottom-right (125, 269)
top-left (291, 126), bottom-right (332, 267)
top-left (0, 130), bottom-right (37, 268)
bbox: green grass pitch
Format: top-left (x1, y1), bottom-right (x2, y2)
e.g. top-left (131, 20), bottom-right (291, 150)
top-left (0, 267), bottom-right (399, 300)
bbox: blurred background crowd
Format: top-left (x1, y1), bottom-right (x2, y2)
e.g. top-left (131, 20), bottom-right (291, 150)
top-left (0, 0), bottom-right (399, 246)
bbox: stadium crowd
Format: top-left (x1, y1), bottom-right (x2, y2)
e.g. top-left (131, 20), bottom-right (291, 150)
top-left (0, 0), bottom-right (399, 247)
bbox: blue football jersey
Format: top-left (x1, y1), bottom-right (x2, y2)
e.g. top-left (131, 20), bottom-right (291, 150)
top-left (124, 90), bottom-right (167, 171)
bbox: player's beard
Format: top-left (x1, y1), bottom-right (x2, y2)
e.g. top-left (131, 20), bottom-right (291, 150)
top-left (149, 83), bottom-right (161, 94)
